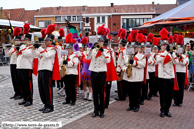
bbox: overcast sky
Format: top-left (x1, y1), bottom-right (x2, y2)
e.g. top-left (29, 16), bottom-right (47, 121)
top-left (1, 0), bottom-right (177, 10)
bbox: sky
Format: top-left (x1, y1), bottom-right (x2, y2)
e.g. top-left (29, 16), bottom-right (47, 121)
top-left (1, 0), bottom-right (177, 10)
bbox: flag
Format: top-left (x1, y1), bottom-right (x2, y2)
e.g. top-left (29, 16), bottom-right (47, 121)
top-left (65, 19), bottom-right (79, 39)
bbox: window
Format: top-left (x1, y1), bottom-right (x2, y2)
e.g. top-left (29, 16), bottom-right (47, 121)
top-left (62, 16), bottom-right (67, 22)
top-left (72, 16), bottom-right (77, 21)
top-left (85, 28), bottom-right (90, 37)
top-left (38, 21), bottom-right (45, 27)
top-left (55, 16), bottom-right (61, 22)
top-left (86, 17), bottom-right (89, 23)
top-left (45, 20), bottom-right (51, 27)
top-left (97, 17), bottom-right (100, 23)
top-left (77, 16), bottom-right (83, 21)
top-left (122, 18), bottom-right (151, 29)
top-left (67, 16), bottom-right (71, 21)
top-left (102, 16), bottom-right (105, 23)
top-left (140, 19), bottom-right (144, 25)
top-left (136, 19), bottom-right (140, 26)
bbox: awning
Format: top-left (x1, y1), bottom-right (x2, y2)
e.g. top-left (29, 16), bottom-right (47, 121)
top-left (0, 19), bottom-right (41, 31)
top-left (133, 17), bottom-right (194, 30)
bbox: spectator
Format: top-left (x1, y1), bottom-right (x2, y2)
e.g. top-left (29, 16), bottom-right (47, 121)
top-left (92, 31), bottom-right (96, 35)
top-left (185, 43), bottom-right (193, 86)
top-left (0, 47), bottom-right (3, 63)
top-left (190, 53), bottom-right (194, 83)
top-left (190, 40), bottom-right (194, 50)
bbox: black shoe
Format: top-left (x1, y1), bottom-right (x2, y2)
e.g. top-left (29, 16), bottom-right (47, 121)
top-left (140, 102), bottom-right (144, 105)
top-left (178, 104), bottom-right (182, 107)
top-left (92, 113), bottom-right (98, 117)
top-left (71, 102), bottom-right (75, 106)
top-left (99, 113), bottom-right (104, 118)
top-left (165, 112), bottom-right (172, 117)
top-left (134, 107), bottom-right (139, 112)
top-left (24, 101), bottom-right (32, 107)
top-left (14, 96), bottom-right (23, 100)
top-left (10, 95), bottom-right (17, 99)
top-left (115, 97), bottom-right (125, 101)
top-left (39, 107), bottom-right (46, 111)
top-left (43, 108), bottom-right (53, 113)
top-left (147, 97), bottom-right (151, 101)
top-left (105, 105), bottom-right (108, 109)
top-left (127, 107), bottom-right (133, 111)
top-left (155, 94), bottom-right (159, 97)
top-left (115, 90), bottom-right (118, 93)
top-left (18, 100), bottom-right (26, 105)
top-left (160, 112), bottom-right (165, 117)
top-left (62, 101), bottom-right (70, 105)
top-left (173, 103), bottom-right (178, 106)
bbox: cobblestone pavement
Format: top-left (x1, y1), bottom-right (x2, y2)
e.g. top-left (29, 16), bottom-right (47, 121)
top-left (0, 66), bottom-right (194, 129)
top-left (64, 89), bottom-right (194, 129)
top-left (0, 66), bottom-right (117, 129)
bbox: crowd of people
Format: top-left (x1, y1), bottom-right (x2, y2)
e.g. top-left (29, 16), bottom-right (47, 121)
top-left (4, 22), bottom-right (194, 119)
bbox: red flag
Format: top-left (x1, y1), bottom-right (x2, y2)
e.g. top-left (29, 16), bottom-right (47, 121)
top-left (33, 58), bottom-right (38, 76)
top-left (143, 58), bottom-right (148, 84)
top-left (52, 53), bottom-right (60, 80)
top-left (173, 64), bottom-right (179, 90)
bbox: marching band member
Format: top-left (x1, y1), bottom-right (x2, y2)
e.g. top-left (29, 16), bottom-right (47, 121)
top-left (156, 28), bottom-right (178, 117)
top-left (87, 24), bottom-right (110, 118)
top-left (33, 24), bottom-right (60, 113)
top-left (9, 28), bottom-right (22, 100)
top-left (152, 38), bottom-right (160, 97)
top-left (115, 29), bottom-right (128, 101)
top-left (17, 23), bottom-right (34, 107)
top-left (146, 33), bottom-right (156, 101)
top-left (56, 28), bottom-right (65, 90)
top-left (103, 38), bottom-right (119, 108)
top-left (138, 33), bottom-right (149, 105)
top-left (121, 32), bottom-right (146, 112)
top-left (62, 33), bottom-right (79, 106)
top-left (173, 35), bottom-right (189, 107)
top-left (80, 38), bottom-right (93, 101)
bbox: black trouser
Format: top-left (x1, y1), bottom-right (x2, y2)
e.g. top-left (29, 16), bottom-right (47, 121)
top-left (38, 70), bottom-right (53, 109)
top-left (17, 69), bottom-right (33, 102)
top-left (153, 77), bottom-right (159, 95)
top-left (63, 75), bottom-right (77, 102)
top-left (123, 80), bottom-right (141, 108)
top-left (117, 80), bottom-right (126, 100)
top-left (174, 73), bottom-right (185, 105)
top-left (105, 81), bottom-right (112, 107)
top-left (148, 72), bottom-right (155, 98)
top-left (57, 79), bottom-right (64, 89)
top-left (10, 64), bottom-right (22, 96)
top-left (91, 71), bottom-right (106, 114)
top-left (141, 80), bottom-right (148, 102)
top-left (158, 78), bottom-right (174, 113)
top-left (52, 80), bottom-right (55, 87)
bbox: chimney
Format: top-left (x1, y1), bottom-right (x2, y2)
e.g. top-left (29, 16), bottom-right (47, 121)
top-left (37, 9), bottom-right (39, 12)
top-left (1, 7), bottom-right (3, 11)
top-left (151, 2), bottom-right (155, 10)
top-left (111, 3), bottom-right (114, 7)
top-left (82, 5), bottom-right (87, 12)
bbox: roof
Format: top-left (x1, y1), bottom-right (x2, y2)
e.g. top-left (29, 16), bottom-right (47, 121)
top-left (20, 10), bottom-right (38, 25)
top-left (155, 4), bottom-right (177, 14)
top-left (4, 8), bottom-right (24, 21)
top-left (177, 0), bottom-right (190, 6)
top-left (84, 6), bottom-right (113, 14)
top-left (113, 4), bottom-right (155, 13)
top-left (36, 6), bottom-right (83, 16)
